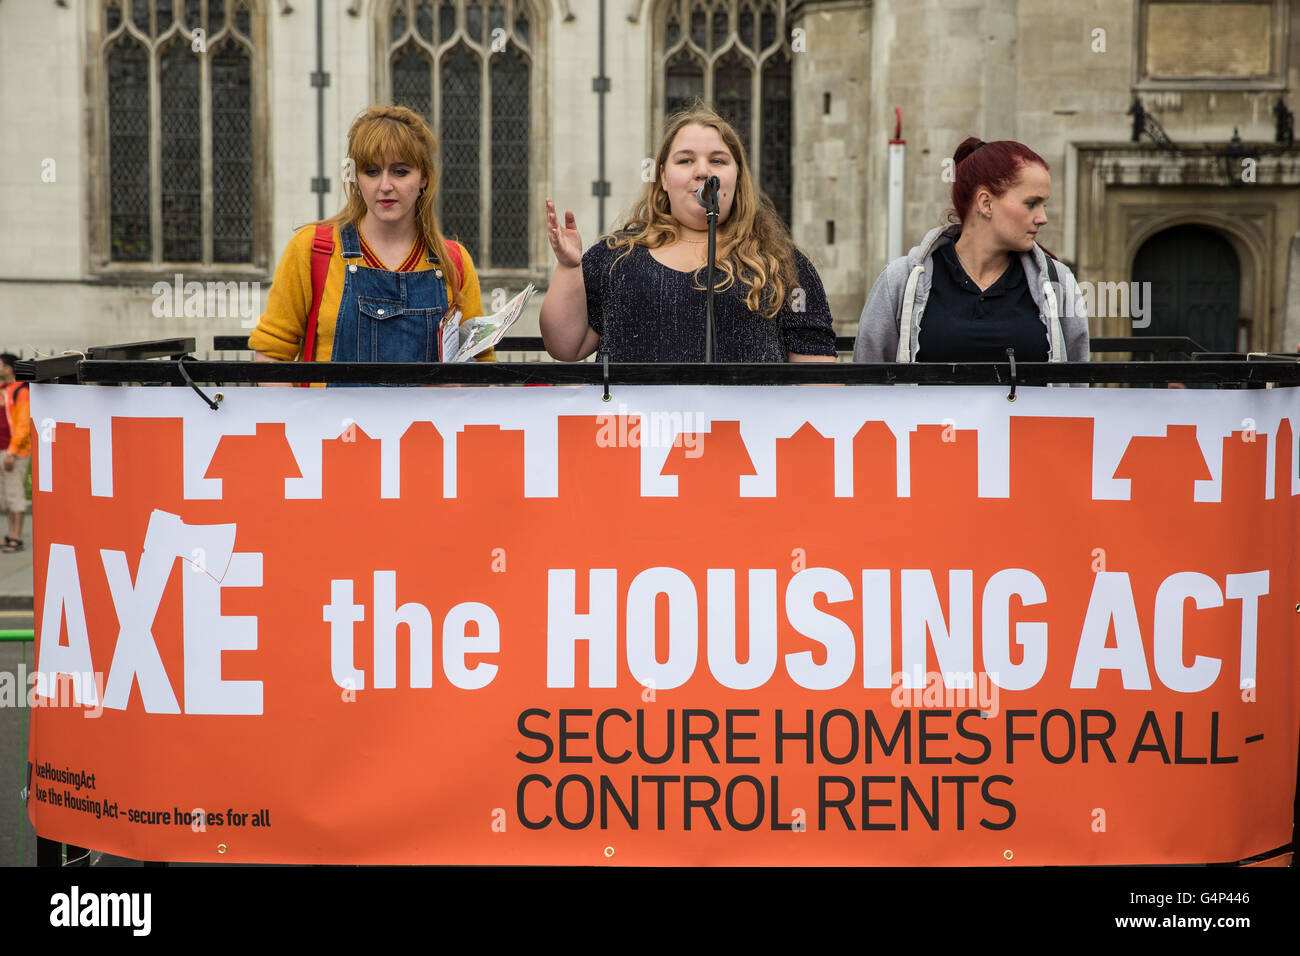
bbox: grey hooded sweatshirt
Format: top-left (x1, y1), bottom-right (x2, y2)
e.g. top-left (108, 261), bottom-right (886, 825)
top-left (853, 224), bottom-right (1090, 364)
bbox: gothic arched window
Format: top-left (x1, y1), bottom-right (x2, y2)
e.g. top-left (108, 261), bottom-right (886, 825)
top-left (385, 0), bottom-right (537, 271)
top-left (98, 0), bottom-right (263, 266)
top-left (656, 0), bottom-right (793, 225)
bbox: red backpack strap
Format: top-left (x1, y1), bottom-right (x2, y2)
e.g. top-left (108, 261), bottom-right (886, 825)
top-left (300, 224), bottom-right (335, 381)
top-left (443, 240), bottom-right (464, 289)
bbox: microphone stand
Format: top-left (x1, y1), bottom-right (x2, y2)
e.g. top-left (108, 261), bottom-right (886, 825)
top-left (702, 177), bottom-right (719, 364)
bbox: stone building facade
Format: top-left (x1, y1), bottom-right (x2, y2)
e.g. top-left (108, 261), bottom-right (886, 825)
top-left (1, 0), bottom-right (1297, 357)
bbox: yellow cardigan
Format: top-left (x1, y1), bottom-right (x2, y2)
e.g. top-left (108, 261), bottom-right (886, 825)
top-left (249, 224), bottom-right (494, 362)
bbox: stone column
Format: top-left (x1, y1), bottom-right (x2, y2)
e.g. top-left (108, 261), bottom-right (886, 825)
top-left (790, 0), bottom-right (871, 334)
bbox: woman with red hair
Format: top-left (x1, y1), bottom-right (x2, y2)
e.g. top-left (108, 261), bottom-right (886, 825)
top-left (854, 137), bottom-right (1089, 364)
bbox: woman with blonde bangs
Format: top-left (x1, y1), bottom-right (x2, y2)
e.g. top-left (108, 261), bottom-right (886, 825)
top-left (540, 105), bottom-right (836, 363)
top-left (250, 105), bottom-right (491, 380)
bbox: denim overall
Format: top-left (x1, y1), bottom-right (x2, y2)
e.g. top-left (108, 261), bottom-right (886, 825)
top-left (327, 223), bottom-right (450, 384)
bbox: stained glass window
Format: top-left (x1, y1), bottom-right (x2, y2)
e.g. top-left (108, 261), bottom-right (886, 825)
top-left (665, 49), bottom-right (704, 118)
top-left (711, 8), bottom-right (727, 52)
top-left (715, 49), bottom-right (751, 157)
top-left (466, 1), bottom-right (483, 43)
top-left (658, 0), bottom-right (792, 226)
top-left (392, 42), bottom-right (433, 123)
top-left (491, 45), bottom-right (529, 268)
top-left (108, 35), bottom-right (151, 261)
top-left (760, 50), bottom-right (792, 225)
top-left (416, 0), bottom-right (434, 41)
top-left (738, 3), bottom-right (754, 50)
top-left (690, 4), bottom-right (706, 47)
top-left (441, 43), bottom-right (481, 260)
top-left (212, 39), bottom-right (253, 262)
top-left (102, 0), bottom-right (259, 265)
top-left (161, 39), bottom-right (201, 262)
top-left (387, 0), bottom-right (536, 270)
top-left (760, 4), bottom-right (776, 47)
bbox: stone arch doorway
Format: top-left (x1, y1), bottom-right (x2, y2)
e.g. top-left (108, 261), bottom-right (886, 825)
top-left (1131, 225), bottom-right (1242, 352)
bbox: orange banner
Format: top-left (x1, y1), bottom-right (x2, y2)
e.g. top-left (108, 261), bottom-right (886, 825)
top-left (23, 384), bottom-right (1300, 864)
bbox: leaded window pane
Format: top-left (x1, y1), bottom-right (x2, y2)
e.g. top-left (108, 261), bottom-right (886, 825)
top-left (161, 39), bottom-right (201, 261)
top-left (738, 4), bottom-right (754, 50)
top-left (466, 1), bottom-right (483, 42)
top-left (665, 49), bottom-right (703, 118)
top-left (760, 49), bottom-right (791, 226)
top-left (491, 45), bottom-right (529, 268)
top-left (388, 2), bottom-right (538, 269)
top-left (416, 0), bottom-right (435, 41)
top-left (441, 44), bottom-right (480, 260)
top-left (392, 42), bottom-right (433, 125)
top-left (690, 4), bottom-right (706, 47)
top-left (108, 36), bottom-right (151, 261)
top-left (439, 0), bottom-right (456, 40)
top-left (212, 40), bottom-right (253, 262)
top-left (711, 7), bottom-right (727, 51)
top-left (103, 0), bottom-right (258, 266)
top-left (760, 3), bottom-right (775, 48)
top-left (659, 0), bottom-right (792, 228)
top-left (714, 49), bottom-right (751, 157)
top-left (392, 0), bottom-right (408, 38)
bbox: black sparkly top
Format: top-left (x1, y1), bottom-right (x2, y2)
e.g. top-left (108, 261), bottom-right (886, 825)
top-left (581, 240), bottom-right (837, 362)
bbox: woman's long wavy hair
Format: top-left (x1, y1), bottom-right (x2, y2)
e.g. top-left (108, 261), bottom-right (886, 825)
top-left (605, 104), bottom-right (799, 319)
top-left (326, 105), bottom-right (465, 311)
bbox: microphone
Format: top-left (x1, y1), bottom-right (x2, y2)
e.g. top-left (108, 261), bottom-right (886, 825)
top-left (695, 176), bottom-right (720, 210)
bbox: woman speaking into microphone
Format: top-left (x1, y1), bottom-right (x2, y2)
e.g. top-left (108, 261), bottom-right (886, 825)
top-left (540, 105), bottom-right (837, 363)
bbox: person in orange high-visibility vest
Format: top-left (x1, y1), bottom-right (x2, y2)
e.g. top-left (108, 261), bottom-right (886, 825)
top-left (0, 353), bottom-right (31, 553)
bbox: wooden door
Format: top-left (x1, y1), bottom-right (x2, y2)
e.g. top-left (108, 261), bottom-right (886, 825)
top-left (1132, 225), bottom-right (1241, 352)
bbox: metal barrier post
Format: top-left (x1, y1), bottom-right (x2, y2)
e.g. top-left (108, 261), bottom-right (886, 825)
top-left (2, 630), bottom-right (34, 865)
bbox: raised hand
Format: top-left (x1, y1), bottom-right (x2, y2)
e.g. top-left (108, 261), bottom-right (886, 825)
top-left (545, 199), bottom-right (583, 269)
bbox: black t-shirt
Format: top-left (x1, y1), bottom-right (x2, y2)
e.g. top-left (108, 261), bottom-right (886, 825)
top-left (581, 240), bottom-right (837, 362)
top-left (916, 241), bottom-right (1049, 362)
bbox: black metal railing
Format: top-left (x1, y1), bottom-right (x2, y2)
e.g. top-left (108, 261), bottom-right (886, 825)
top-left (16, 335), bottom-right (1300, 389)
